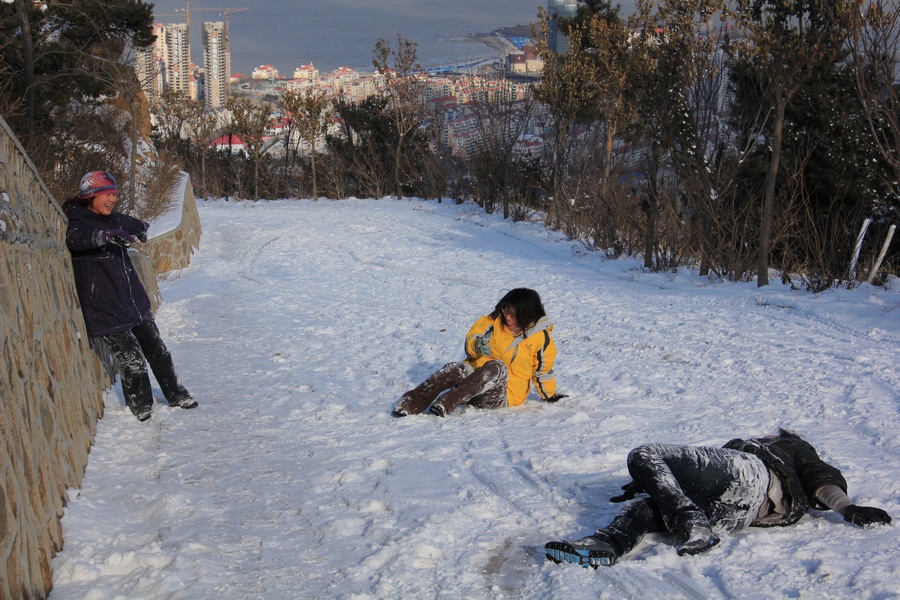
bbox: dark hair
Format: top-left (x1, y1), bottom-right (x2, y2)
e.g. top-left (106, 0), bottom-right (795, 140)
top-left (61, 196), bottom-right (91, 212)
top-left (490, 288), bottom-right (546, 329)
top-left (778, 428), bottom-right (804, 441)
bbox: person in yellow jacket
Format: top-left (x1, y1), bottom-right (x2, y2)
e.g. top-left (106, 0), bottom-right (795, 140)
top-left (392, 288), bottom-right (565, 418)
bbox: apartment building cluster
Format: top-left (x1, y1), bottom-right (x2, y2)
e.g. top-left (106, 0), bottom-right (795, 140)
top-left (244, 61), bottom-right (542, 161)
top-left (247, 63), bottom-right (375, 103)
top-left (135, 20), bottom-right (231, 110)
top-left (428, 81), bottom-right (541, 160)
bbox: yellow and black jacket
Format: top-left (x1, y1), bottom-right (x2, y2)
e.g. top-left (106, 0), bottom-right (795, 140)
top-left (464, 314), bottom-right (557, 406)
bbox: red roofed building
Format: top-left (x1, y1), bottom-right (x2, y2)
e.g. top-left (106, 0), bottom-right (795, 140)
top-left (211, 133), bottom-right (248, 155)
top-left (293, 64), bottom-right (319, 80)
top-left (252, 64), bottom-right (279, 80)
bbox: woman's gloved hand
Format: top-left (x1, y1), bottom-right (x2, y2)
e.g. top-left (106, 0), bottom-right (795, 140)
top-left (474, 334), bottom-right (492, 356)
top-left (98, 228), bottom-right (137, 247)
top-left (544, 394), bottom-right (568, 403)
top-left (611, 481), bottom-right (643, 502)
top-left (844, 505), bottom-right (892, 526)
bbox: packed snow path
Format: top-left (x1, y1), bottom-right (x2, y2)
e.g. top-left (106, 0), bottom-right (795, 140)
top-left (51, 198), bottom-right (900, 599)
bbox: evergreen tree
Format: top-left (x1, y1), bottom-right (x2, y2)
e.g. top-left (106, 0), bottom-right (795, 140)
top-left (327, 96), bottom-right (399, 199)
top-left (0, 0), bottom-right (154, 139)
top-left (726, 0), bottom-right (853, 286)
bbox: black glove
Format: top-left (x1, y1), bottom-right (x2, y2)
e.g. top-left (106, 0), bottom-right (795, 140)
top-left (137, 221), bottom-right (149, 243)
top-left (544, 393), bottom-right (568, 403)
top-left (100, 228), bottom-right (137, 247)
top-left (844, 504), bottom-right (892, 527)
top-left (611, 480), bottom-right (643, 503)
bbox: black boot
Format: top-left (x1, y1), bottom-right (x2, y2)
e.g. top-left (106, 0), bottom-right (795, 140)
top-left (168, 393), bottom-right (198, 409)
top-left (673, 511), bottom-right (720, 556)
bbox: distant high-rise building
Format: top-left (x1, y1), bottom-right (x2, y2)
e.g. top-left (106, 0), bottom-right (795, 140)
top-left (165, 23), bottom-right (191, 97)
top-left (203, 21), bottom-right (229, 109)
top-left (547, 0), bottom-right (578, 54)
top-left (149, 23), bottom-right (166, 102)
top-left (134, 46), bottom-right (158, 108)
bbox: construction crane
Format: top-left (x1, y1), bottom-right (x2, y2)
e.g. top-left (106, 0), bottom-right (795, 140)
top-left (158, 4), bottom-right (249, 59)
top-left (220, 8), bottom-right (249, 56)
top-left (186, 7), bottom-right (249, 99)
top-left (181, 5), bottom-right (249, 56)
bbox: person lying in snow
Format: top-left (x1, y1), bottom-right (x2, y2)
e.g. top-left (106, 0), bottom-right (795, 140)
top-left (392, 288), bottom-right (565, 418)
top-left (545, 429), bottom-right (892, 567)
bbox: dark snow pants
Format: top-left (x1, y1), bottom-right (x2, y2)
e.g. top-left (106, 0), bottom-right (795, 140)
top-left (397, 360), bottom-right (508, 415)
top-left (97, 318), bottom-right (190, 416)
top-left (597, 444), bottom-right (769, 556)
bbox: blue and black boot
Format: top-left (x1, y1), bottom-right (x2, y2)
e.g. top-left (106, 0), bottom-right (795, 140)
top-left (545, 534), bottom-right (619, 568)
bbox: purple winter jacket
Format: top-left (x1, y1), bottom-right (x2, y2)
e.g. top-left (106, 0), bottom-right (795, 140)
top-left (65, 203), bottom-right (152, 337)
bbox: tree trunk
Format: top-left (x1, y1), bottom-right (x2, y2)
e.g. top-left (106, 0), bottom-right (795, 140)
top-left (311, 145), bottom-right (318, 202)
top-left (254, 151), bottom-right (260, 201)
top-left (643, 143), bottom-right (660, 270)
top-left (200, 150), bottom-right (207, 199)
top-left (757, 92), bottom-right (786, 287)
top-left (603, 123), bottom-right (616, 186)
top-left (699, 213), bottom-right (711, 277)
top-left (127, 91), bottom-right (139, 213)
top-left (15, 0), bottom-right (35, 137)
top-left (394, 134), bottom-right (405, 200)
top-left (551, 118), bottom-right (570, 229)
top-left (502, 159), bottom-right (510, 219)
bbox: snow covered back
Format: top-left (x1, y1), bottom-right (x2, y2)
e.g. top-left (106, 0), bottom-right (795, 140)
top-left (50, 198), bottom-right (900, 599)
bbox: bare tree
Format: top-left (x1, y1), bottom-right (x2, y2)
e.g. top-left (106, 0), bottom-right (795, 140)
top-left (283, 89), bottom-right (331, 201)
top-left (421, 102), bottom-right (453, 202)
top-left (152, 89), bottom-right (220, 199)
top-left (184, 105), bottom-right (221, 201)
top-left (466, 76), bottom-right (538, 218)
top-left (327, 96), bottom-right (396, 199)
top-left (849, 0), bottom-right (900, 195)
top-left (583, 11), bottom-right (645, 189)
top-left (155, 89), bottom-right (195, 143)
top-left (278, 90), bottom-right (303, 191)
top-left (534, 11), bottom-right (600, 230)
top-left (226, 96), bottom-right (272, 201)
top-left (372, 34), bottom-right (427, 199)
top-left (12, 0), bottom-right (37, 136)
top-left (91, 58), bottom-right (149, 212)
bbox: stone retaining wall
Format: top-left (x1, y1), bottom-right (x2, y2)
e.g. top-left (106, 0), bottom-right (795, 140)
top-left (145, 176), bottom-right (201, 276)
top-left (0, 116), bottom-right (200, 598)
top-left (0, 117), bottom-right (109, 598)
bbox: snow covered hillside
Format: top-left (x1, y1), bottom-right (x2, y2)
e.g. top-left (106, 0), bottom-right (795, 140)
top-left (50, 198), bottom-right (900, 599)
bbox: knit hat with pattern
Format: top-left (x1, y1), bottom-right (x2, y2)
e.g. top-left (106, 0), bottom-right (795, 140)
top-left (78, 171), bottom-right (118, 199)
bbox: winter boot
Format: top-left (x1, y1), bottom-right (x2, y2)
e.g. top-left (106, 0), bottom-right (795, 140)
top-left (674, 512), bottom-right (720, 556)
top-left (545, 535), bottom-right (619, 567)
top-left (133, 405), bottom-right (152, 422)
top-left (429, 401), bottom-right (447, 418)
top-left (393, 387), bottom-right (441, 416)
top-left (168, 394), bottom-right (198, 409)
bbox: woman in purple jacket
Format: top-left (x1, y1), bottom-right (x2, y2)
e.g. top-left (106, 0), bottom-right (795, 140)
top-left (64, 171), bottom-right (197, 422)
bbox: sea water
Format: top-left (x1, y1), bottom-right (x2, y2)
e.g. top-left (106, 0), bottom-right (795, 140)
top-left (149, 0), bottom-right (551, 76)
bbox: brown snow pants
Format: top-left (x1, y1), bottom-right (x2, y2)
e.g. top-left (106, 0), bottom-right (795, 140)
top-left (396, 360), bottom-right (508, 415)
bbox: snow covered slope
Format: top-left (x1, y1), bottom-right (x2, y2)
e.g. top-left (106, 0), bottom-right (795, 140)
top-left (51, 198), bottom-right (900, 599)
